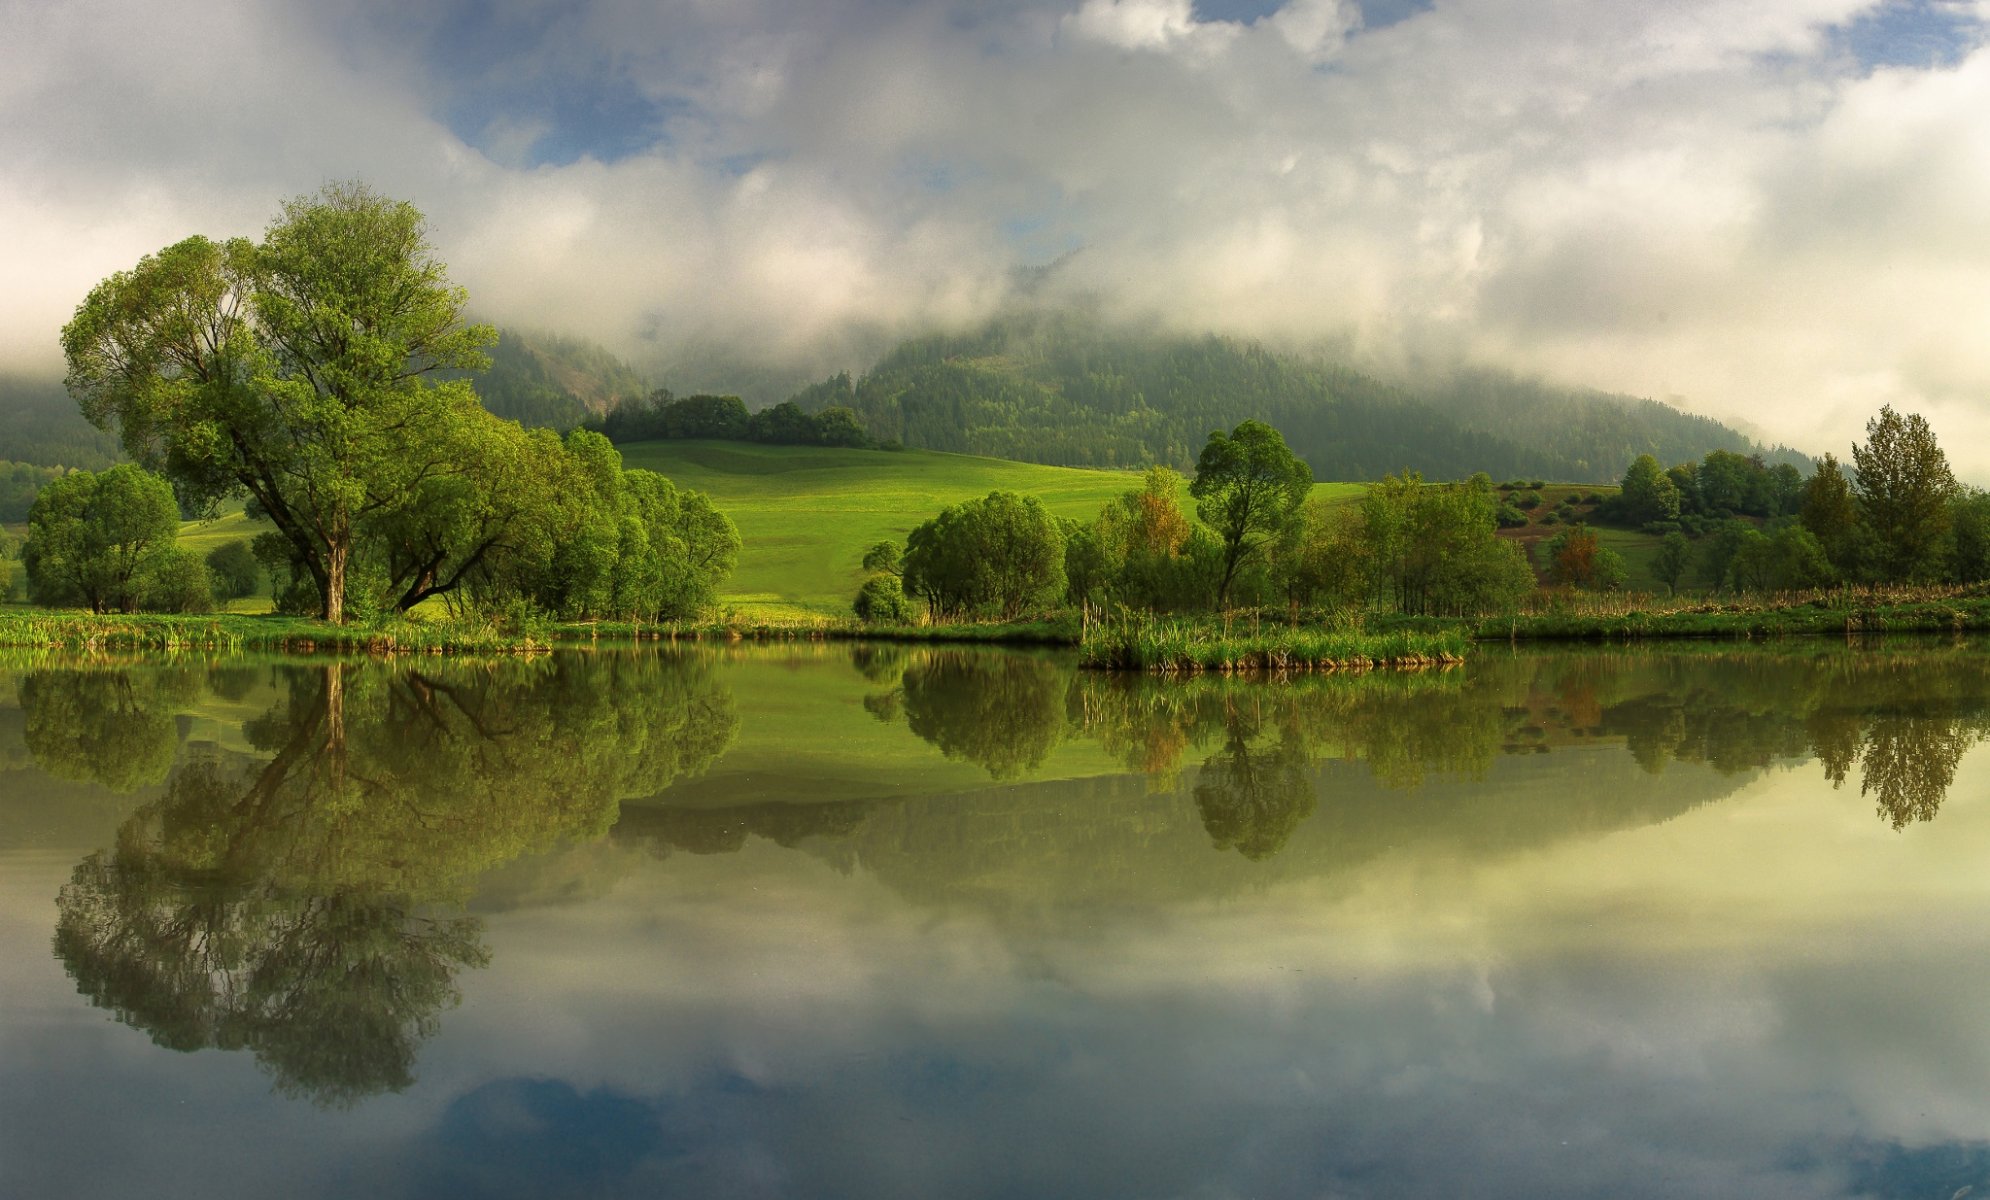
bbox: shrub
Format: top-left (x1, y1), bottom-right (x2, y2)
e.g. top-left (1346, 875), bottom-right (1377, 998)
top-left (204, 539), bottom-right (261, 601)
top-left (1528, 480), bottom-right (1546, 490)
top-left (1495, 503), bottom-right (1529, 529)
top-left (1514, 490), bottom-right (1543, 510)
top-left (1540, 512), bottom-right (1561, 525)
top-left (853, 573), bottom-right (915, 623)
top-left (140, 548), bottom-right (214, 613)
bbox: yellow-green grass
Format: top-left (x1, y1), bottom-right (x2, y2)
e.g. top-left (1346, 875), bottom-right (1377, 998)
top-left (177, 505), bottom-right (276, 612)
top-left (620, 440), bottom-right (1362, 616)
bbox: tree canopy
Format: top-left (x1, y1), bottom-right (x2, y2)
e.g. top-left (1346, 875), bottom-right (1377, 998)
top-left (1853, 405), bottom-right (1958, 583)
top-left (1190, 420), bottom-right (1313, 606)
top-left (61, 185), bottom-right (736, 623)
top-left (20, 464), bottom-right (180, 612)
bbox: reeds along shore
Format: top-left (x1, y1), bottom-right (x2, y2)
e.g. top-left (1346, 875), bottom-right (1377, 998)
top-left (4, 584), bottom-right (1989, 664)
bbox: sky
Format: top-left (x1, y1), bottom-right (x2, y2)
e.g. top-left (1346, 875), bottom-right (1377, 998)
top-left (3, 0), bottom-right (1988, 468)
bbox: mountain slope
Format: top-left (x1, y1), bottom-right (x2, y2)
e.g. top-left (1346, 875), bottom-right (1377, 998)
top-left (783, 311), bottom-right (1810, 483)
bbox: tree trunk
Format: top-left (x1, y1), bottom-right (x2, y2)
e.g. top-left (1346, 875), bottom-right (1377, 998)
top-left (324, 539), bottom-right (347, 624)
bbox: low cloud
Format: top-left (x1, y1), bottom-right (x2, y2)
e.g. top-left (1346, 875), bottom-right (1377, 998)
top-left (3, 0), bottom-right (1988, 469)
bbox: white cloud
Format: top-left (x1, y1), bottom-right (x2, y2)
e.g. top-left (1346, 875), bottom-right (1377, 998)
top-left (3, 0), bottom-right (1990, 470)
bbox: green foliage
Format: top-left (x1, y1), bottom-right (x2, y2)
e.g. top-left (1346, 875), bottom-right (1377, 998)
top-left (139, 547), bottom-right (215, 613)
top-left (61, 184), bottom-right (497, 623)
top-left (204, 538), bottom-right (261, 600)
top-left (853, 572), bottom-right (915, 623)
top-left (860, 540), bottom-right (902, 575)
top-left (1190, 420), bottom-right (1312, 606)
top-left (1513, 490), bottom-right (1543, 510)
top-left (1495, 502), bottom-right (1529, 528)
top-left (1953, 490), bottom-right (1990, 584)
top-left (1, 460), bottom-right (71, 523)
top-left (1800, 452), bottom-right (1861, 576)
top-left (902, 491), bottom-right (1066, 620)
top-left (1854, 405), bottom-right (1958, 583)
top-left (60, 186), bottom-right (739, 625)
top-left (1618, 454), bottom-right (1682, 524)
top-left (22, 464), bottom-right (181, 611)
top-left (1290, 472), bottom-right (1532, 616)
top-left (1653, 532), bottom-right (1693, 595)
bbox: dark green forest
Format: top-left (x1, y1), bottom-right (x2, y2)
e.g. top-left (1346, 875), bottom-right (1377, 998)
top-left (781, 311), bottom-right (1811, 483)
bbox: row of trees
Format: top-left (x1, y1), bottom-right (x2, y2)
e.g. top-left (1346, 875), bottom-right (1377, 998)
top-left (854, 421), bottom-right (1319, 622)
top-left (55, 184), bottom-right (736, 623)
top-left (856, 419), bottom-right (1539, 623)
top-left (591, 390), bottom-right (877, 450)
top-left (1616, 405), bottom-right (1985, 590)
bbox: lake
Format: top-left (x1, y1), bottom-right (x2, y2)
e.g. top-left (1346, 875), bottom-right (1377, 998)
top-left (3, 641), bottom-right (1989, 1198)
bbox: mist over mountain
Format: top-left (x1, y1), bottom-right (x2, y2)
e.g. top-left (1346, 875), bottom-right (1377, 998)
top-left (777, 310), bottom-right (1811, 483)
top-left (0, 314), bottom-right (1812, 503)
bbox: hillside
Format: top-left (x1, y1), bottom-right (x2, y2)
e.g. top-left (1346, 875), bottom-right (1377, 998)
top-left (781, 310), bottom-right (1811, 484)
top-left (458, 326), bottom-right (651, 429)
top-left (617, 440), bottom-right (1361, 617)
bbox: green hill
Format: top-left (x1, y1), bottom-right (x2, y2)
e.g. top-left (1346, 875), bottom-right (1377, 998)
top-left (782, 309), bottom-right (1811, 484)
top-left (617, 440), bottom-right (1362, 618)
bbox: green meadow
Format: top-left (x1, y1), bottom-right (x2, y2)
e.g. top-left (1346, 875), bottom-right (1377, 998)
top-left (617, 440), bottom-right (1364, 617)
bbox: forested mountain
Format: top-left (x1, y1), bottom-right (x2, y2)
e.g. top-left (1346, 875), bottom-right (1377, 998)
top-left (0, 375), bottom-right (122, 520)
top-left (781, 311), bottom-right (1810, 483)
top-left (457, 326), bottom-right (650, 429)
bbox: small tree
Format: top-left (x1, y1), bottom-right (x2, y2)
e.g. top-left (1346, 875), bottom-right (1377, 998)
top-left (205, 539), bottom-right (262, 601)
top-left (21, 465), bottom-right (181, 612)
top-left (1619, 454), bottom-right (1682, 524)
top-left (1189, 420), bottom-right (1313, 607)
top-left (140, 547), bottom-right (215, 613)
top-left (1652, 531), bottom-right (1692, 595)
top-left (860, 541), bottom-right (902, 575)
top-left (852, 573), bottom-right (914, 623)
top-left (1545, 525), bottom-right (1625, 591)
top-left (1853, 405), bottom-right (1957, 583)
top-left (1800, 453), bottom-right (1860, 576)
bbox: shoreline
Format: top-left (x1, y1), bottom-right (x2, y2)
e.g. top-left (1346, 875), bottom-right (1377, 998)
top-left (3, 591), bottom-right (1988, 668)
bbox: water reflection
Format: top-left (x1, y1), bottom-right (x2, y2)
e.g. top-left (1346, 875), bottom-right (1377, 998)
top-left (824, 643), bottom-right (1990, 866)
top-left (18, 666), bottom-right (202, 792)
top-left (31, 653), bottom-right (737, 1105)
top-left (15, 641), bottom-right (1990, 1112)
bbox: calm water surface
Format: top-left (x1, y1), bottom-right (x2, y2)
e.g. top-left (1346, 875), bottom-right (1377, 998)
top-left (4, 641), bottom-right (1990, 1198)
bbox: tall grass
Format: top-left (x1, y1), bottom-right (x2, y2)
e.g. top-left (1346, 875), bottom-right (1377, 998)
top-left (1079, 615), bottom-right (1467, 673)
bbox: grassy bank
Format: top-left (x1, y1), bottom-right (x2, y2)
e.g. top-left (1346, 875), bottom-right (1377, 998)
top-left (1079, 617), bottom-right (1468, 673)
top-left (9, 585), bottom-right (1989, 663)
top-left (1459, 587), bottom-right (1990, 641)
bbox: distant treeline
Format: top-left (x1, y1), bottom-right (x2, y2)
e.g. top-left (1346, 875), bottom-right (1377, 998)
top-left (587, 390), bottom-right (888, 450)
top-left (0, 375), bottom-right (123, 469)
top-left (774, 310), bottom-right (1810, 483)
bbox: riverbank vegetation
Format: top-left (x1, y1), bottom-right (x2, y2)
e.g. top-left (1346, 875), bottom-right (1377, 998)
top-left (14, 183), bottom-right (1989, 670)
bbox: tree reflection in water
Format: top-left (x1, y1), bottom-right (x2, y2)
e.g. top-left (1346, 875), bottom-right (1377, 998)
top-left (37, 653), bottom-right (737, 1106)
top-left (897, 650), bottom-right (1066, 780)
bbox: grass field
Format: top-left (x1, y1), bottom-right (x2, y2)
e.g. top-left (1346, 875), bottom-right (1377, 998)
top-left (620, 440), bottom-right (1364, 617)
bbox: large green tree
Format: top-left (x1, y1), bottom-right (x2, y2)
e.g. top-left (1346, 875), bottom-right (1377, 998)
top-left (61, 183), bottom-right (496, 623)
top-left (901, 491), bottom-right (1066, 620)
top-left (1852, 405), bottom-right (1958, 583)
top-left (1189, 420), bottom-right (1313, 607)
